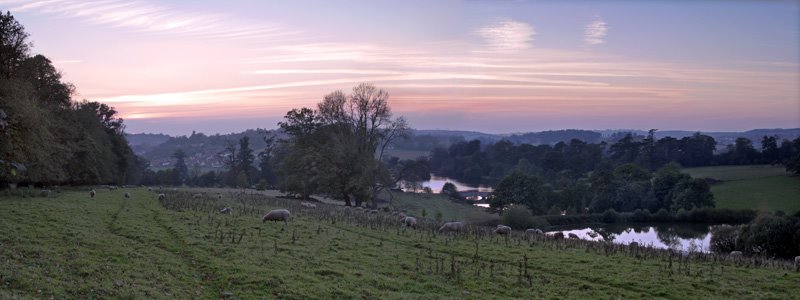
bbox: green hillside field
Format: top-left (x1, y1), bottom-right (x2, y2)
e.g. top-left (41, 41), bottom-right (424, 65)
top-left (683, 165), bottom-right (800, 214)
top-left (1, 188), bottom-right (798, 299)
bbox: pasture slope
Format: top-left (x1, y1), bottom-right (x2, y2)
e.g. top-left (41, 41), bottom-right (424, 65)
top-left (1, 188), bottom-right (799, 299)
top-left (683, 165), bottom-right (800, 214)
top-left (387, 191), bottom-right (498, 225)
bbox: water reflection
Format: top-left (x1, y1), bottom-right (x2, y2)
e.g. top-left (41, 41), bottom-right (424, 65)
top-left (548, 223), bottom-right (713, 253)
top-left (406, 175), bottom-right (494, 193)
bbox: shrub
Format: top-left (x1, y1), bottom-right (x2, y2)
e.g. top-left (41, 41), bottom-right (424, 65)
top-left (710, 225), bottom-right (740, 254)
top-left (502, 205), bottom-right (535, 229)
top-left (255, 179), bottom-right (267, 191)
top-left (631, 209), bottom-right (651, 222)
top-left (675, 208), bottom-right (689, 222)
top-left (736, 214), bottom-right (800, 259)
top-left (654, 208), bottom-right (672, 222)
top-left (602, 209), bottom-right (620, 223)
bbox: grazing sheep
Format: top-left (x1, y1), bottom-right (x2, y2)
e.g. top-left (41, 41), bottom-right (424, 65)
top-left (157, 193), bottom-right (166, 201)
top-left (262, 209), bottom-right (291, 224)
top-left (300, 202), bottom-right (317, 209)
top-left (147, 187), bottom-right (152, 192)
top-left (729, 251), bottom-right (743, 258)
top-left (124, 192), bottom-right (131, 199)
top-left (551, 232), bottom-right (564, 240)
top-left (89, 189), bottom-right (96, 198)
top-left (794, 256), bottom-right (799, 272)
top-left (217, 193), bottom-right (223, 200)
top-left (219, 207), bottom-right (232, 214)
top-left (438, 221), bottom-right (465, 233)
top-left (401, 216), bottom-right (417, 228)
top-left (495, 225), bottom-right (512, 235)
top-left (192, 193), bottom-right (203, 199)
top-left (398, 212), bottom-right (407, 219)
top-left (568, 233), bottom-right (580, 239)
top-left (525, 228), bottom-right (544, 235)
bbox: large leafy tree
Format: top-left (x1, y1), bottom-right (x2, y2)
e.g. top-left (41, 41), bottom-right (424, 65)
top-left (490, 171), bottom-right (547, 214)
top-left (0, 11), bottom-right (31, 78)
top-left (172, 150), bottom-right (188, 184)
top-left (257, 132), bottom-right (278, 186)
top-left (784, 138), bottom-right (800, 175)
top-left (279, 84), bottom-right (409, 206)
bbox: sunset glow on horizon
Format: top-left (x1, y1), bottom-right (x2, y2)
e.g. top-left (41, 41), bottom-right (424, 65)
top-left (2, 0), bottom-right (798, 135)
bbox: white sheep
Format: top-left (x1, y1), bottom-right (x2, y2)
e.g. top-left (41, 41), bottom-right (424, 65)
top-left (494, 225), bottom-right (511, 235)
top-left (794, 256), bottom-right (799, 272)
top-left (438, 221), bottom-right (465, 233)
top-left (147, 187), bottom-right (153, 192)
top-left (89, 189), bottom-right (96, 198)
top-left (262, 209), bottom-right (291, 224)
top-left (401, 216), bottom-right (417, 228)
top-left (124, 192), bottom-right (131, 199)
top-left (192, 193), bottom-right (203, 199)
top-left (158, 193), bottom-right (166, 201)
top-left (729, 251), bottom-right (743, 259)
top-left (219, 207), bottom-right (232, 214)
top-left (300, 202), bottom-right (317, 209)
top-left (525, 228), bottom-right (544, 235)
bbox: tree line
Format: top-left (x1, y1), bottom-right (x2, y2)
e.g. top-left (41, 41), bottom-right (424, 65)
top-left (427, 129), bottom-right (799, 216)
top-left (1, 12), bottom-right (143, 187)
top-left (430, 130), bottom-right (799, 186)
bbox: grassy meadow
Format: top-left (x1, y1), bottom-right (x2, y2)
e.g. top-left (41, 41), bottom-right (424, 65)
top-left (386, 191), bottom-right (498, 225)
top-left (683, 165), bottom-right (800, 214)
top-left (1, 188), bottom-right (799, 299)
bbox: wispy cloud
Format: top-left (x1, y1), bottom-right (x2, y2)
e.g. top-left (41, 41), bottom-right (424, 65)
top-left (475, 20), bottom-right (536, 52)
top-left (585, 19), bottom-right (608, 45)
top-left (5, 0), bottom-right (296, 40)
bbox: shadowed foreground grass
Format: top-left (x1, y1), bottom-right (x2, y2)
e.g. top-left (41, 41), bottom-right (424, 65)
top-left (1, 188), bottom-right (799, 299)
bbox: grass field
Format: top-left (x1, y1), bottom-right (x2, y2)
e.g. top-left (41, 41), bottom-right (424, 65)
top-left (682, 165), bottom-right (800, 214)
top-left (1, 188), bottom-right (799, 299)
top-left (386, 191), bottom-right (498, 225)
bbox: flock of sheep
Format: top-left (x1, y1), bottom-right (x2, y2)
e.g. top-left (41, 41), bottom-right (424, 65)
top-left (83, 186), bottom-right (800, 271)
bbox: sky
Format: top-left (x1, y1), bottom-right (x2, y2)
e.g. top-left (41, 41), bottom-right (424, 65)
top-left (2, 0), bottom-right (799, 135)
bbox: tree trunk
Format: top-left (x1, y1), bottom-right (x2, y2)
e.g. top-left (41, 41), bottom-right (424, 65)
top-left (343, 192), bottom-right (351, 206)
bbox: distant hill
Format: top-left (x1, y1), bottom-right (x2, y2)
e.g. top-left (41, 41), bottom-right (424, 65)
top-left (506, 129), bottom-right (603, 144)
top-left (126, 133), bottom-right (171, 155)
top-left (128, 129), bottom-right (284, 170)
top-left (128, 128), bottom-right (800, 169)
top-left (412, 129), bottom-right (503, 142)
top-left (599, 128), bottom-right (800, 149)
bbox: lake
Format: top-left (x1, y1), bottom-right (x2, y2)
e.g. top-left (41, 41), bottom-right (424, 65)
top-left (406, 175), bottom-right (494, 193)
top-left (547, 223), bottom-right (714, 253)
